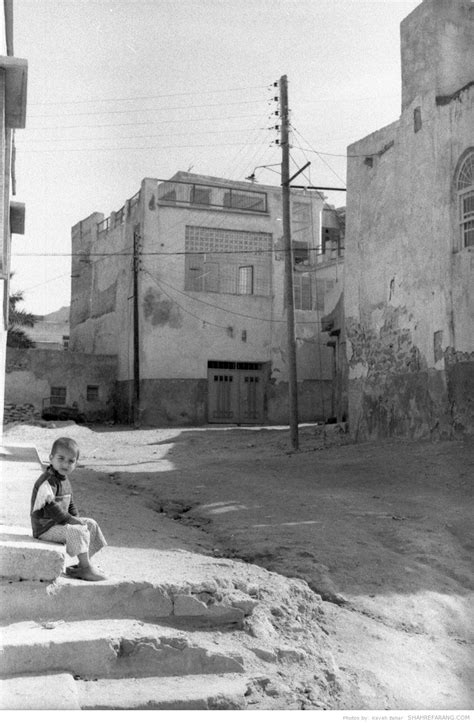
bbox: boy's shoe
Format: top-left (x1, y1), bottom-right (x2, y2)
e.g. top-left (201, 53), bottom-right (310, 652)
top-left (67, 565), bottom-right (107, 581)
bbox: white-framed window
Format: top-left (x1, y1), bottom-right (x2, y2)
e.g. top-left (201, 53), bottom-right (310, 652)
top-left (456, 150), bottom-right (474, 249)
top-left (238, 266), bottom-right (253, 295)
top-left (86, 385), bottom-right (99, 402)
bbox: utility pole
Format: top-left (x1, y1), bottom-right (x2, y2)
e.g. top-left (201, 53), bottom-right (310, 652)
top-left (132, 225), bottom-right (141, 426)
top-left (280, 74), bottom-right (299, 451)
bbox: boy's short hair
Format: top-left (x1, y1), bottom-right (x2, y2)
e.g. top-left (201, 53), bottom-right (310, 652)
top-left (51, 437), bottom-right (80, 460)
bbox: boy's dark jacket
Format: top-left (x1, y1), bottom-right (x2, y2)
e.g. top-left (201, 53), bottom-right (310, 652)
top-left (30, 465), bottom-right (79, 538)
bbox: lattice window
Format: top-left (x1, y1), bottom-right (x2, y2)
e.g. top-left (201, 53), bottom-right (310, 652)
top-left (457, 151), bottom-right (474, 249)
top-left (185, 226), bottom-right (271, 295)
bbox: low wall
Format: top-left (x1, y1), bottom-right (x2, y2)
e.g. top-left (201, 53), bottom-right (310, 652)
top-left (5, 348), bottom-right (118, 423)
top-left (115, 377), bottom-right (334, 426)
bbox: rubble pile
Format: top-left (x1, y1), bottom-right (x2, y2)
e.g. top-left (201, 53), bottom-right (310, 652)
top-left (3, 402), bottom-right (42, 425)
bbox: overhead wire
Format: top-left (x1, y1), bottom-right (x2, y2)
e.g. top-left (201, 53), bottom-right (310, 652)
top-left (291, 125), bottom-right (346, 186)
top-left (28, 98), bottom-right (265, 119)
top-left (21, 113), bottom-right (265, 133)
top-left (28, 84), bottom-right (270, 106)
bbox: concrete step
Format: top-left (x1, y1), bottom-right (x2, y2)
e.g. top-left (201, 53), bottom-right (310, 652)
top-left (77, 673), bottom-right (249, 710)
top-left (0, 671), bottom-right (250, 710)
top-left (0, 619), bottom-right (245, 680)
top-left (0, 672), bottom-right (80, 710)
top-left (0, 577), bottom-right (254, 627)
top-left (0, 526), bottom-right (65, 582)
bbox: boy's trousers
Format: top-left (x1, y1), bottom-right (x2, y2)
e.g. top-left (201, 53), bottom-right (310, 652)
top-left (38, 517), bottom-right (107, 558)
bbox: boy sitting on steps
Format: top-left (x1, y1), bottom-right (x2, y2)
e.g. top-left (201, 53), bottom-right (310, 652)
top-left (30, 436), bottom-right (107, 582)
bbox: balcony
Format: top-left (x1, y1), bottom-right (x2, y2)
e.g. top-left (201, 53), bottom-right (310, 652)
top-left (157, 180), bottom-right (268, 214)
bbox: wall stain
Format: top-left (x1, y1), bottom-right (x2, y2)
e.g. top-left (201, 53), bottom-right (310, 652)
top-left (143, 287), bottom-right (182, 328)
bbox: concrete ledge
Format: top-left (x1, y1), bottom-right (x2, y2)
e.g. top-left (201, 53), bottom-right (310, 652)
top-left (0, 619), bottom-right (245, 679)
top-left (0, 526), bottom-right (65, 581)
top-left (0, 672), bottom-right (80, 710)
top-left (0, 577), bottom-right (254, 626)
top-left (78, 673), bottom-right (248, 710)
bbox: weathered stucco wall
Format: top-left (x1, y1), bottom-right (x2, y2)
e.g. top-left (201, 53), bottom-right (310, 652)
top-left (344, 80), bottom-right (474, 439)
top-left (5, 348), bottom-right (117, 421)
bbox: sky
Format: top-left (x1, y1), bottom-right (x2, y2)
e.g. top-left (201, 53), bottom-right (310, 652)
top-left (11, 0), bottom-right (420, 315)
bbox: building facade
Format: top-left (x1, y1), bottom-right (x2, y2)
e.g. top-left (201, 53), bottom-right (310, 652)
top-left (0, 0), bottom-right (27, 435)
top-left (343, 0), bottom-right (474, 439)
top-left (70, 172), bottom-right (343, 426)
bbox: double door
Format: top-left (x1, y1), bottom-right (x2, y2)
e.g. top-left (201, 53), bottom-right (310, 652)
top-left (208, 361), bottom-right (265, 424)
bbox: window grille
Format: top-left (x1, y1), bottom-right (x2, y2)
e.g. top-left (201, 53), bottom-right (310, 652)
top-left (457, 151), bottom-right (474, 249)
top-left (223, 190), bottom-right (266, 212)
top-left (208, 361), bottom-right (262, 370)
top-left (50, 387), bottom-right (66, 405)
top-left (294, 273), bottom-right (312, 310)
top-left (293, 240), bottom-right (309, 264)
top-left (191, 186), bottom-right (212, 205)
top-left (87, 385), bottom-right (99, 402)
top-left (238, 266), bottom-right (253, 295)
top-left (97, 217), bottom-right (110, 235)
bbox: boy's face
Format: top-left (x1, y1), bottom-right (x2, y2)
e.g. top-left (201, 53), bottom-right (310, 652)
top-left (50, 447), bottom-right (78, 476)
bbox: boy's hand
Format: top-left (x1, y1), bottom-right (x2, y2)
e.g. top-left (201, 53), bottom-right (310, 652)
top-left (68, 516), bottom-right (85, 525)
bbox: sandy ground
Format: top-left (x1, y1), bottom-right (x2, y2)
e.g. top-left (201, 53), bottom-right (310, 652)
top-left (4, 421), bottom-right (474, 710)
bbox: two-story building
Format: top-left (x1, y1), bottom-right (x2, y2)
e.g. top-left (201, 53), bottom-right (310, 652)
top-left (70, 171), bottom-right (344, 426)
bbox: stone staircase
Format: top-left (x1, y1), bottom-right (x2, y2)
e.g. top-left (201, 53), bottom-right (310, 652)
top-left (0, 523), bottom-right (264, 709)
top-left (0, 443), bottom-right (297, 710)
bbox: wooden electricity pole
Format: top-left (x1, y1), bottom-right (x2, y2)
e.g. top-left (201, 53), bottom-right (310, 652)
top-left (132, 225), bottom-right (141, 426)
top-left (280, 74), bottom-right (299, 451)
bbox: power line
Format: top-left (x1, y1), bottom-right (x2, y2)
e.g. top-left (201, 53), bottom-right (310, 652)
top-left (291, 125), bottom-right (346, 185)
top-left (142, 266), bottom-right (323, 328)
top-left (19, 128), bottom-right (265, 144)
top-left (23, 113), bottom-right (265, 132)
top-left (16, 141), bottom-right (270, 154)
top-left (28, 98), bottom-right (265, 119)
top-left (142, 268), bottom-right (230, 331)
top-left (14, 246), bottom-right (331, 257)
top-left (292, 144), bottom-right (374, 159)
top-left (28, 85), bottom-right (270, 107)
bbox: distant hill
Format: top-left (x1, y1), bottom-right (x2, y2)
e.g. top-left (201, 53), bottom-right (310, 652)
top-left (30, 307), bottom-right (70, 349)
top-left (35, 306), bottom-right (69, 324)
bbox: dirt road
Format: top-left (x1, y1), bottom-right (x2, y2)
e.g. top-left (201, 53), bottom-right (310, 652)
top-left (5, 421), bottom-right (473, 710)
